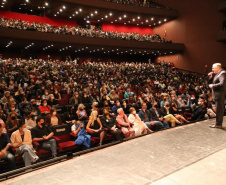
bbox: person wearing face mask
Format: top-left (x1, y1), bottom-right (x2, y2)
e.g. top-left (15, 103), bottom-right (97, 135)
top-left (31, 117), bottom-right (57, 158)
top-left (53, 89), bottom-right (61, 100)
top-left (159, 102), bottom-right (181, 127)
top-left (191, 99), bottom-right (208, 121)
top-left (0, 123), bottom-right (16, 173)
top-left (71, 120), bottom-right (91, 148)
top-left (25, 111), bottom-right (37, 130)
top-left (30, 99), bottom-right (40, 116)
top-left (6, 112), bottom-right (18, 134)
top-left (19, 97), bottom-right (31, 116)
top-left (42, 90), bottom-right (50, 100)
top-left (10, 121), bottom-right (39, 167)
top-left (100, 109), bottom-right (124, 142)
top-left (47, 94), bottom-right (58, 107)
top-left (76, 104), bottom-right (88, 121)
top-left (6, 103), bottom-right (21, 118)
top-left (112, 100), bottom-right (121, 116)
top-left (39, 100), bottom-right (51, 115)
top-left (122, 100), bottom-right (130, 115)
top-left (177, 95), bottom-right (186, 108)
top-left (69, 92), bottom-right (79, 105)
top-left (45, 108), bottom-right (62, 126)
top-left (169, 102), bottom-right (188, 123)
top-left (128, 107), bottom-right (153, 136)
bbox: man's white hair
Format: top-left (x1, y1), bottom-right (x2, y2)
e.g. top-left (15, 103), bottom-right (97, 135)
top-left (117, 108), bottom-right (123, 114)
top-left (213, 63), bottom-right (222, 68)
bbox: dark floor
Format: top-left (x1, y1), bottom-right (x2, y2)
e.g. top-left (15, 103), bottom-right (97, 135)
top-left (2, 117), bottom-right (226, 185)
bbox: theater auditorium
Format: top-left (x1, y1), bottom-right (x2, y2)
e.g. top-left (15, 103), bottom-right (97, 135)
top-left (0, 0), bottom-right (226, 184)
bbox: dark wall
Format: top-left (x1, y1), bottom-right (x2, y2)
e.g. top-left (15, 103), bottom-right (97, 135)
top-left (153, 0), bottom-right (226, 74)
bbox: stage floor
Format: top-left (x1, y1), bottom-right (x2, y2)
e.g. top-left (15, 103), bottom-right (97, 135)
top-left (2, 117), bottom-right (226, 185)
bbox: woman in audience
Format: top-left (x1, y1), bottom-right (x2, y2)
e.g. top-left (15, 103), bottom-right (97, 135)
top-left (42, 90), bottom-right (50, 100)
top-left (65, 106), bottom-right (78, 124)
top-left (25, 111), bottom-right (36, 130)
top-left (48, 94), bottom-right (58, 107)
top-left (128, 107), bottom-right (153, 136)
top-left (86, 110), bottom-right (105, 146)
top-left (45, 108), bottom-right (62, 126)
top-left (38, 99), bottom-right (51, 115)
top-left (122, 99), bottom-right (130, 115)
top-left (161, 102), bottom-right (181, 127)
top-left (76, 104), bottom-right (88, 121)
top-left (101, 108), bottom-right (124, 142)
top-left (53, 89), bottom-right (61, 100)
top-left (6, 112), bottom-right (18, 134)
top-left (71, 120), bottom-right (91, 148)
top-left (169, 102), bottom-right (188, 123)
top-left (10, 121), bottom-right (39, 167)
top-left (69, 92), bottom-right (79, 105)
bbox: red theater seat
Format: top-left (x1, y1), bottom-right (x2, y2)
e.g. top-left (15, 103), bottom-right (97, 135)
top-left (58, 99), bottom-right (68, 106)
top-left (52, 124), bottom-right (79, 153)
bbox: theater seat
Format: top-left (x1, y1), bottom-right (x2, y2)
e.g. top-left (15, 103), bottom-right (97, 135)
top-left (183, 107), bottom-right (192, 120)
top-left (52, 124), bottom-right (79, 153)
top-left (32, 141), bottom-right (52, 158)
top-left (58, 99), bottom-right (68, 106)
top-left (86, 129), bottom-right (114, 145)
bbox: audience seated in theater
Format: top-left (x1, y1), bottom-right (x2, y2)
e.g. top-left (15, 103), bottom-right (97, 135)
top-left (0, 123), bottom-right (16, 173)
top-left (101, 108), bottom-right (124, 142)
top-left (19, 97), bottom-right (31, 117)
top-left (53, 89), bottom-right (61, 100)
top-left (6, 103), bottom-right (21, 118)
top-left (128, 107), bottom-right (153, 136)
top-left (116, 108), bottom-right (135, 138)
top-left (10, 121), bottom-right (39, 167)
top-left (176, 95), bottom-right (186, 108)
top-left (31, 117), bottom-right (57, 158)
top-left (71, 120), bottom-right (91, 148)
top-left (45, 108), bottom-right (62, 126)
top-left (86, 110), bottom-right (105, 146)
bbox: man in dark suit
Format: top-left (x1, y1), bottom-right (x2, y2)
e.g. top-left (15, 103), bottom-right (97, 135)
top-left (209, 63), bottom-right (226, 128)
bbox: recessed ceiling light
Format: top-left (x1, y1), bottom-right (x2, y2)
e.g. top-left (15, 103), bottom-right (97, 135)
top-left (72, 14), bottom-right (75, 16)
top-left (132, 19), bottom-right (135, 21)
top-left (124, 15), bottom-right (127, 18)
top-left (75, 11), bottom-right (78, 14)
top-left (124, 23), bottom-right (126, 25)
top-left (1, 5), bottom-right (4, 8)
top-left (91, 13), bottom-right (93, 16)
top-left (137, 16), bottom-right (140, 19)
top-left (109, 13), bottom-right (112, 16)
top-left (79, 8), bottom-right (82, 12)
top-left (63, 5), bottom-right (66, 9)
top-left (146, 20), bottom-right (148, 22)
top-left (69, 16), bottom-right (72, 19)
top-left (26, 0), bottom-right (29, 2)
top-left (30, 9), bottom-right (33, 11)
top-left (45, 2), bottom-right (48, 6)
top-left (119, 17), bottom-right (122, 20)
top-left (159, 21), bottom-right (161, 24)
top-left (57, 12), bottom-right (59, 14)
top-left (3, 0), bottom-right (6, 2)
top-left (164, 19), bottom-right (167, 22)
top-left (95, 11), bottom-right (98, 14)
top-left (59, 9), bottom-right (62, 12)
top-left (54, 14), bottom-right (56, 16)
top-left (105, 15), bottom-right (108, 18)
top-left (151, 17), bottom-right (154, 20)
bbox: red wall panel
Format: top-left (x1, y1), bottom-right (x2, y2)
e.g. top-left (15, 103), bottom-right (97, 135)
top-left (0, 10), bottom-right (77, 27)
top-left (102, 23), bottom-right (153, 35)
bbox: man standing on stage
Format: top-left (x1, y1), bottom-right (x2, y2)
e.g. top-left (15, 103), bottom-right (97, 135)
top-left (208, 63), bottom-right (226, 128)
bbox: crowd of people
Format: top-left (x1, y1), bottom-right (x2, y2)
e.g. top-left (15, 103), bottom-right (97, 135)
top-left (0, 17), bottom-right (171, 43)
top-left (104, 0), bottom-right (167, 9)
top-left (0, 56), bottom-right (218, 173)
